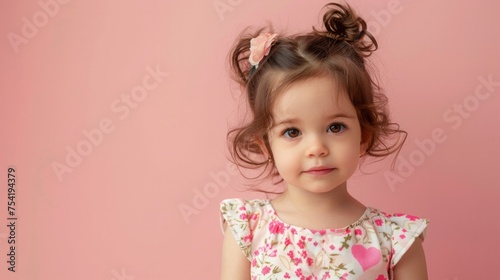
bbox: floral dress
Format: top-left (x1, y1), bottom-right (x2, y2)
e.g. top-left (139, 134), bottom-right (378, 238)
top-left (220, 198), bottom-right (429, 280)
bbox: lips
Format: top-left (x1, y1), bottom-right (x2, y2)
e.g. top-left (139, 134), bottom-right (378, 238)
top-left (304, 166), bottom-right (336, 175)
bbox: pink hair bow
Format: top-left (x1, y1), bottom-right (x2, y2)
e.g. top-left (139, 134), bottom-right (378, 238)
top-left (249, 33), bottom-right (278, 69)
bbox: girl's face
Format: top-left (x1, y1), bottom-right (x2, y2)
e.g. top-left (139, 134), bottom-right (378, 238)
top-left (267, 75), bottom-right (366, 194)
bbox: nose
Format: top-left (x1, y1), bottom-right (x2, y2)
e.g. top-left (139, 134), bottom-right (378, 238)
top-left (305, 135), bottom-right (329, 157)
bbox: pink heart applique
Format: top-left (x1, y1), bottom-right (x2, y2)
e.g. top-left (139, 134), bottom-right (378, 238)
top-left (352, 244), bottom-right (381, 271)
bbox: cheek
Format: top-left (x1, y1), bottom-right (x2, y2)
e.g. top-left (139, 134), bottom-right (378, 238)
top-left (272, 146), bottom-right (289, 161)
top-left (270, 143), bottom-right (298, 173)
top-left (334, 142), bottom-right (362, 164)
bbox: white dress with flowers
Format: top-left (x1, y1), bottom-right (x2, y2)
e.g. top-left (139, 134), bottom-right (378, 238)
top-left (220, 198), bottom-right (428, 280)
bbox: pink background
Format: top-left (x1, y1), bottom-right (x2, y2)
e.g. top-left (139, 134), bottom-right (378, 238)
top-left (1, 0), bottom-right (499, 279)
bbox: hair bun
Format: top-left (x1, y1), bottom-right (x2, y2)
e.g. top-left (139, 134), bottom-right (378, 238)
top-left (317, 2), bottom-right (377, 57)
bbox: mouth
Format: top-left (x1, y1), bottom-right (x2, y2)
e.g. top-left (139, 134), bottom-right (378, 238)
top-left (303, 166), bottom-right (336, 176)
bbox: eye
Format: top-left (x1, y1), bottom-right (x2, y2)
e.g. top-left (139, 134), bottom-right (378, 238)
top-left (283, 128), bottom-right (301, 138)
top-left (327, 123), bottom-right (347, 133)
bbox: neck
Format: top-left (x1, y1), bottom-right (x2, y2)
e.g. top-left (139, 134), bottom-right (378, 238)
top-left (279, 183), bottom-right (361, 217)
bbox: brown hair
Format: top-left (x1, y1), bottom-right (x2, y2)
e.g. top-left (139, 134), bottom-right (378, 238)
top-left (227, 2), bottom-right (406, 184)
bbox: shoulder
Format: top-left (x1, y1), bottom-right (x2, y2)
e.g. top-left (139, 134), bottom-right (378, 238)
top-left (219, 198), bottom-right (270, 260)
top-left (220, 198), bottom-right (270, 213)
top-left (365, 208), bottom-right (429, 232)
top-left (366, 207), bottom-right (429, 268)
top-left (219, 198), bottom-right (270, 231)
top-left (220, 198), bottom-right (270, 223)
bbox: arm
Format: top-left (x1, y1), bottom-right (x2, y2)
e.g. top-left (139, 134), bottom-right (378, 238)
top-left (393, 236), bottom-right (428, 280)
top-left (220, 225), bottom-right (251, 280)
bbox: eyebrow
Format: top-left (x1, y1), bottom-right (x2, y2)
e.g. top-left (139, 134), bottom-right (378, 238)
top-left (274, 113), bottom-right (356, 126)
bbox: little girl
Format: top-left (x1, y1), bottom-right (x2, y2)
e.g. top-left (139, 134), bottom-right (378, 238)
top-left (220, 3), bottom-right (429, 279)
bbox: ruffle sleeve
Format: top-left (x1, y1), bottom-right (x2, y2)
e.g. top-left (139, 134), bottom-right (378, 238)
top-left (387, 212), bottom-right (429, 267)
top-left (220, 198), bottom-right (262, 260)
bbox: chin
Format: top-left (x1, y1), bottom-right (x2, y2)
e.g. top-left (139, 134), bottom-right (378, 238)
top-left (301, 183), bottom-right (346, 194)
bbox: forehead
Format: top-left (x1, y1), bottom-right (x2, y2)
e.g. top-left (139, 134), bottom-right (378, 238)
top-left (272, 75), bottom-right (355, 119)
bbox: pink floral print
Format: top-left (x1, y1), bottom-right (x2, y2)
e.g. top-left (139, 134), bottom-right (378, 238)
top-left (220, 199), bottom-right (428, 280)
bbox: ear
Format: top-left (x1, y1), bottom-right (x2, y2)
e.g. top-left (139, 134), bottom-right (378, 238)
top-left (359, 142), bottom-right (368, 157)
top-left (359, 134), bottom-right (370, 157)
top-left (256, 137), bottom-right (271, 159)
